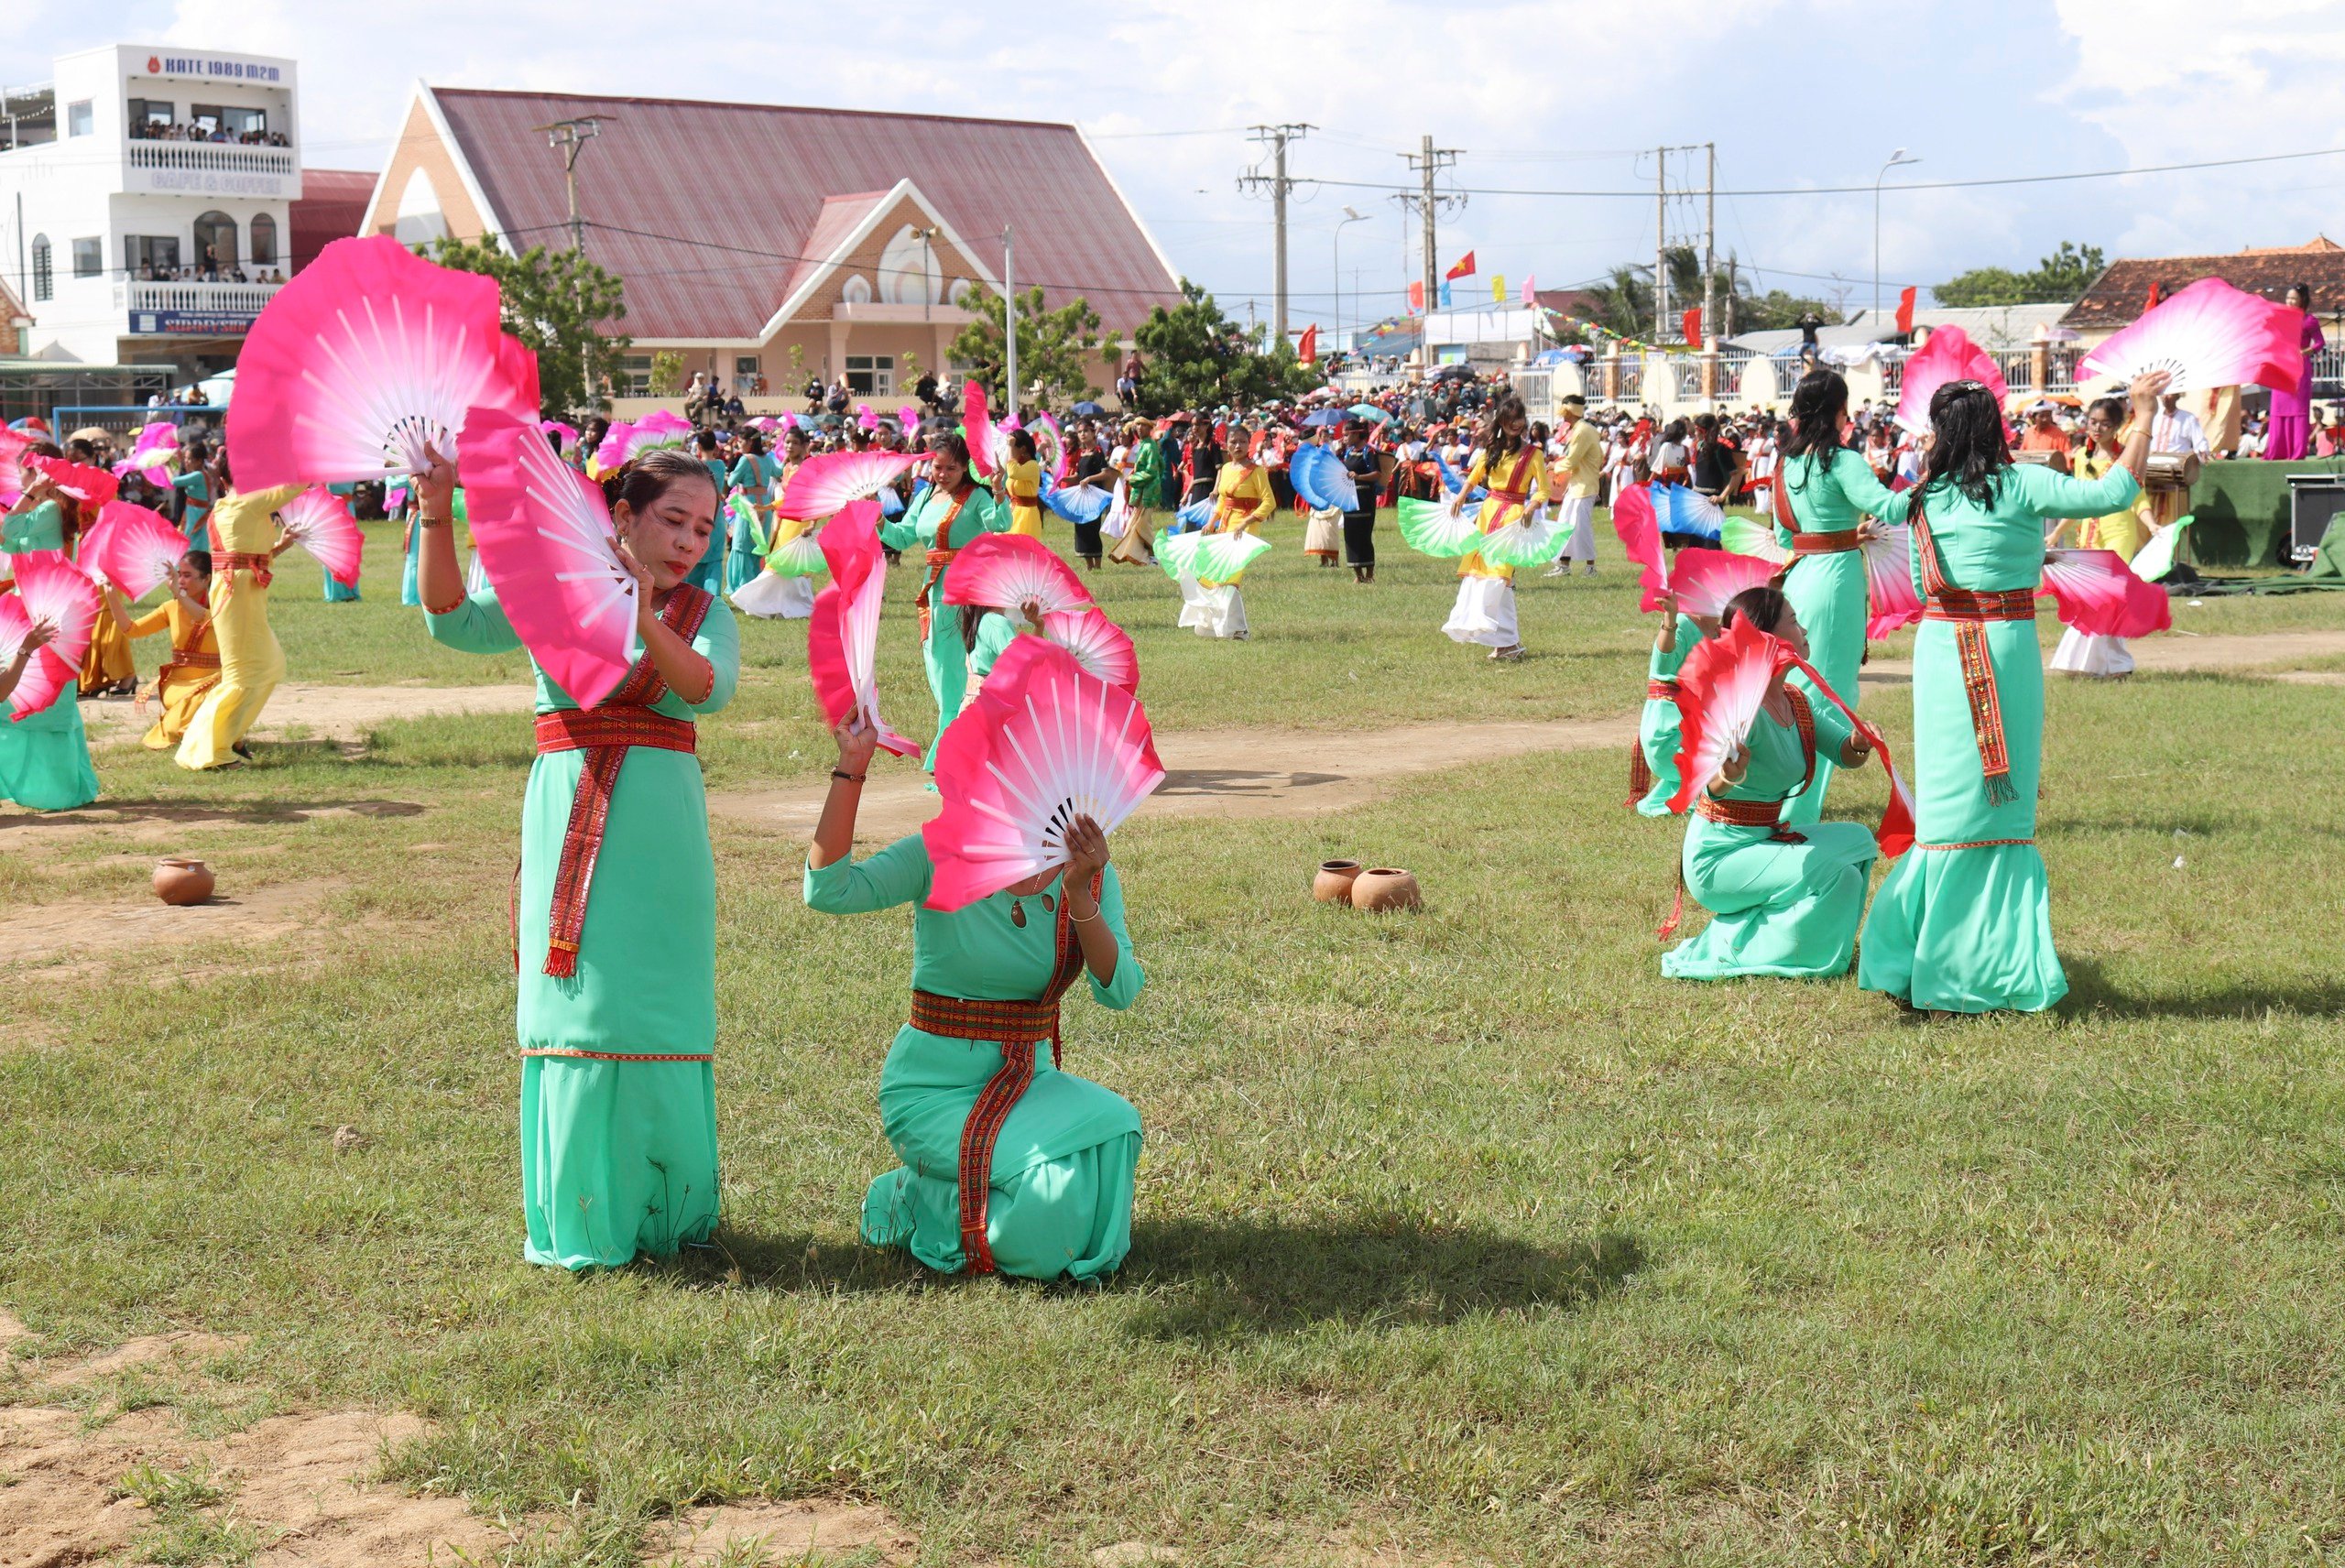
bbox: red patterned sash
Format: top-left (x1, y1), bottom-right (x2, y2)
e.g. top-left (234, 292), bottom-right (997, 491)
top-left (914, 489), bottom-right (974, 639)
top-left (530, 584), bottom-right (713, 978)
top-left (216, 550), bottom-right (273, 591)
top-left (1789, 528), bottom-right (1861, 555)
top-left (1913, 514), bottom-right (2030, 806)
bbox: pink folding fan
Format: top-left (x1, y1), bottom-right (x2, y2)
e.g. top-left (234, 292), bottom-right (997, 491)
top-left (1666, 615), bottom-right (1792, 813)
top-left (2040, 549), bottom-right (2172, 637)
top-left (922, 635), bottom-right (1165, 911)
top-left (1667, 549), bottom-right (1780, 620)
top-left (457, 403), bottom-right (644, 709)
top-left (1896, 326), bottom-right (2009, 432)
top-left (779, 450), bottom-right (920, 521)
top-left (80, 500), bottom-right (188, 600)
top-left (0, 595), bottom-right (73, 720)
top-left (807, 500), bottom-right (921, 757)
top-left (1609, 484), bottom-right (1673, 613)
top-left (117, 421), bottom-right (180, 484)
top-left (1860, 524), bottom-right (1924, 638)
top-left (27, 454), bottom-right (119, 508)
top-left (1039, 608), bottom-right (1139, 692)
top-left (0, 428), bottom-right (31, 509)
top-left (6, 551), bottom-right (103, 712)
top-left (229, 235), bottom-right (541, 488)
top-left (940, 532), bottom-right (1092, 616)
top-left (961, 379), bottom-right (1006, 477)
top-left (275, 487), bottom-right (365, 587)
top-left (2078, 277), bottom-right (2304, 395)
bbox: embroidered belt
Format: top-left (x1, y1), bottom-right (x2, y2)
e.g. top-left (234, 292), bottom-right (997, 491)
top-left (216, 550), bottom-right (273, 589)
top-left (1661, 691), bottom-right (1814, 938)
top-left (522, 585), bottom-right (712, 979)
top-left (168, 649), bottom-right (222, 671)
top-left (910, 990), bottom-right (1061, 1046)
top-left (1924, 587), bottom-right (2036, 622)
top-left (917, 545), bottom-right (958, 639)
top-left (1789, 528), bottom-right (1861, 555)
top-left (1488, 488), bottom-right (1531, 504)
top-left (1645, 679), bottom-right (1680, 701)
top-left (1695, 795), bottom-right (1805, 833)
top-left (1913, 518), bottom-right (2025, 807)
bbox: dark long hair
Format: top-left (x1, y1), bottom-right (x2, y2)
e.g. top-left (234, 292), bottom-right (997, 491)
top-left (1783, 369), bottom-right (1850, 485)
top-left (1478, 392), bottom-right (1528, 462)
top-left (1722, 584), bottom-right (1793, 637)
top-left (598, 445), bottom-right (721, 515)
top-left (1912, 380), bottom-right (2011, 510)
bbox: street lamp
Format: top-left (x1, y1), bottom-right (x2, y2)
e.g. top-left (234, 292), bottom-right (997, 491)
top-left (1874, 148), bottom-right (1920, 321)
top-left (1334, 205), bottom-right (1368, 358)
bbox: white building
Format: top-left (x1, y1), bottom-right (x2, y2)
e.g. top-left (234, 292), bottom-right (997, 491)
top-left (0, 45), bottom-right (300, 379)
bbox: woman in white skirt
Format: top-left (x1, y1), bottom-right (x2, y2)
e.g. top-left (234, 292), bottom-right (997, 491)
top-left (1181, 435), bottom-right (1271, 639)
top-left (2048, 395), bottom-right (2162, 679)
top-left (1442, 393), bottom-right (1547, 662)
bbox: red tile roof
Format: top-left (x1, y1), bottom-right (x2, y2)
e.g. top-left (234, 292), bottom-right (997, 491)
top-left (777, 191), bottom-right (890, 307)
top-left (426, 89), bottom-right (1183, 342)
top-left (2061, 236), bottom-right (2345, 329)
top-left (291, 169), bottom-right (377, 274)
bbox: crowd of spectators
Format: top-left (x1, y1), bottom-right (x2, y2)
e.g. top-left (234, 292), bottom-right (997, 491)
top-left (128, 119), bottom-right (290, 147)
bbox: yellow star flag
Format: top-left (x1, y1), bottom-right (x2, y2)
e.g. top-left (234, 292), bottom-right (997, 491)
top-left (1491, 274), bottom-right (1506, 303)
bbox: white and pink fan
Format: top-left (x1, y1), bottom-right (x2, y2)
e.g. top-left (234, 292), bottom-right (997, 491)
top-left (941, 532), bottom-right (1092, 616)
top-left (116, 421), bottom-right (180, 484)
top-left (2040, 549), bottom-right (2172, 637)
top-left (1665, 615), bottom-right (1795, 813)
top-left (1610, 485), bottom-right (1673, 614)
top-left (922, 634), bottom-right (1165, 911)
top-left (81, 501), bottom-right (187, 599)
top-left (0, 595), bottom-right (73, 720)
top-left (0, 427), bottom-right (31, 508)
top-left (229, 234), bottom-right (541, 488)
top-left (276, 487), bottom-right (365, 587)
top-left (540, 419), bottom-right (580, 461)
top-left (1039, 607), bottom-right (1139, 692)
top-left (961, 379), bottom-right (1009, 477)
top-left (458, 403), bottom-right (644, 709)
top-left (1667, 550), bottom-right (1779, 621)
top-left (1896, 326), bottom-right (2009, 432)
top-left (27, 454), bottom-right (119, 508)
top-left (6, 550), bottom-right (103, 697)
top-left (589, 408), bottom-right (691, 477)
top-left (899, 406), bottom-right (922, 440)
top-left (1860, 524), bottom-right (1924, 638)
top-left (779, 450), bottom-right (920, 521)
top-left (807, 500), bottom-right (921, 758)
top-left (1032, 412), bottom-right (1068, 482)
top-left (2078, 278), bottom-right (2305, 396)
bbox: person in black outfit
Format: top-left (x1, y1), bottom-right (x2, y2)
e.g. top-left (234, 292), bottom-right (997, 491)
top-left (1067, 425), bottom-right (1112, 569)
top-left (1336, 418), bottom-right (1388, 583)
top-left (1689, 412), bottom-right (1745, 514)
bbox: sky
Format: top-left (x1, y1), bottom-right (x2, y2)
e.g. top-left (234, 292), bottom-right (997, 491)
top-left (7, 0), bottom-right (2342, 334)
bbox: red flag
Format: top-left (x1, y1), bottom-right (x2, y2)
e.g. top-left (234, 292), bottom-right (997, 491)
top-left (1408, 280), bottom-right (1424, 313)
top-left (1296, 324), bottom-right (1318, 365)
top-left (1445, 251), bottom-right (1477, 281)
top-left (1681, 307), bottom-right (1703, 346)
top-left (1895, 286), bottom-right (1917, 336)
top-left (2145, 281), bottom-right (2163, 311)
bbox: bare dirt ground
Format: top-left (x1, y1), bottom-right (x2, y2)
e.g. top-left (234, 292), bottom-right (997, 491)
top-left (78, 680), bottom-right (536, 749)
top-left (1860, 626), bottom-right (2345, 683)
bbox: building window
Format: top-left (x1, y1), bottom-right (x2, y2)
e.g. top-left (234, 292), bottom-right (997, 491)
top-left (127, 98), bottom-right (174, 130)
top-left (66, 101), bottom-right (93, 137)
top-left (191, 212), bottom-right (238, 277)
top-left (733, 354), bottom-right (762, 394)
top-left (618, 354), bottom-right (652, 397)
top-left (844, 354), bottom-right (893, 397)
top-left (71, 238), bottom-right (102, 278)
top-left (30, 236), bottom-right (50, 301)
top-left (125, 234), bottom-right (182, 279)
top-left (191, 103), bottom-right (269, 138)
top-left (248, 213), bottom-right (278, 267)
top-left (840, 274), bottom-right (873, 306)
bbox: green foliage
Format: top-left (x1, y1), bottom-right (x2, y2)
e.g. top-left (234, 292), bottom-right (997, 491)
top-left (425, 234), bottom-right (631, 421)
top-left (1936, 240), bottom-right (2108, 308)
top-left (1575, 246), bottom-right (1840, 341)
top-left (113, 1462), bottom-right (228, 1510)
top-left (1129, 280), bottom-right (1321, 413)
top-left (647, 350), bottom-right (686, 398)
top-left (948, 285), bottom-right (1106, 411)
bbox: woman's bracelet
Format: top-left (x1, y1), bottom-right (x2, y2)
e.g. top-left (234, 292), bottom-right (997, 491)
top-left (417, 514), bottom-right (450, 528)
top-left (1070, 903), bottom-right (1105, 926)
top-left (831, 768), bottom-right (865, 785)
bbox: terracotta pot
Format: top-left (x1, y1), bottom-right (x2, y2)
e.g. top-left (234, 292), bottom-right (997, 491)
top-left (1313, 859), bottom-right (1362, 903)
top-left (153, 857), bottom-right (215, 907)
top-left (1349, 867), bottom-right (1422, 913)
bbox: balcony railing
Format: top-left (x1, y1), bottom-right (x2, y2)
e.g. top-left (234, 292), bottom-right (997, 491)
top-left (127, 141), bottom-right (295, 178)
top-left (117, 279), bottom-right (281, 316)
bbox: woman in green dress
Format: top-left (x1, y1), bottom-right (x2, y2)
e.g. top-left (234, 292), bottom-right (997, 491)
top-left (804, 716), bottom-right (1144, 1281)
top-left (1663, 586), bottom-right (1880, 982)
top-left (725, 432), bottom-right (777, 597)
top-left (0, 469), bottom-right (102, 811)
top-left (878, 434), bottom-right (1007, 768)
top-left (414, 443), bottom-right (738, 1270)
top-left (1774, 368), bottom-right (1912, 824)
top-left (1858, 371), bottom-right (2162, 1014)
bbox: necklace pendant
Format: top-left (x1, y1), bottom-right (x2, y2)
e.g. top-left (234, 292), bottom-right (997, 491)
top-left (1010, 899), bottom-right (1026, 928)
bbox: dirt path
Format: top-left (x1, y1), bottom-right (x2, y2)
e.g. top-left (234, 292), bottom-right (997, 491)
top-left (79, 680), bottom-right (535, 746)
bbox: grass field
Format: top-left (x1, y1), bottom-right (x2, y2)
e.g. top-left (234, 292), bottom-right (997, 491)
top-left (5, 512), bottom-right (2345, 1565)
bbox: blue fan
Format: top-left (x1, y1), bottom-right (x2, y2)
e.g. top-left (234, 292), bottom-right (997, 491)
top-left (1167, 498), bottom-right (1215, 535)
top-left (1289, 444), bottom-right (1358, 512)
top-left (1041, 474), bottom-right (1114, 524)
top-left (1434, 450), bottom-right (1488, 504)
top-left (1651, 482), bottom-right (1724, 542)
top-left (878, 485), bottom-right (906, 518)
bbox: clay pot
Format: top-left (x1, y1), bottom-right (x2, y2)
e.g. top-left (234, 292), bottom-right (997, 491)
top-left (1313, 859), bottom-right (1362, 902)
top-left (153, 857), bottom-right (215, 906)
top-left (1349, 867), bottom-right (1422, 913)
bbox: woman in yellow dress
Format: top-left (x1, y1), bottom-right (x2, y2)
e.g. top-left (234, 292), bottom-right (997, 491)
top-left (177, 477), bottom-right (304, 769)
top-left (1002, 431), bottom-right (1046, 539)
top-left (1442, 393), bottom-right (1546, 662)
top-left (2047, 395), bottom-right (2162, 679)
top-left (105, 550), bottom-right (219, 750)
top-left (1181, 432), bottom-right (1273, 640)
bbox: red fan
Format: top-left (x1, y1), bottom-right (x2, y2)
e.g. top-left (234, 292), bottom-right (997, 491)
top-left (2039, 549), bottom-right (2171, 637)
top-left (941, 532), bottom-right (1091, 616)
top-left (778, 450), bottom-right (920, 521)
top-left (7, 550), bottom-right (103, 698)
top-left (79, 500), bottom-right (186, 599)
top-left (2078, 278), bottom-right (2304, 396)
top-left (807, 500), bottom-right (921, 757)
top-left (960, 379), bottom-right (1007, 477)
top-left (0, 594), bottom-right (73, 719)
top-left (1668, 549), bottom-right (1779, 620)
top-left (0, 428), bottom-right (30, 509)
top-left (1666, 615), bottom-right (1794, 813)
top-left (1610, 484), bottom-right (1671, 612)
top-left (1896, 326), bottom-right (2009, 432)
top-left (230, 235), bottom-right (541, 487)
top-left (1039, 607), bottom-right (1139, 692)
top-left (276, 487), bottom-right (365, 587)
top-left (922, 635), bottom-right (1165, 911)
top-left (1860, 524), bottom-right (1924, 639)
top-left (458, 403), bottom-right (643, 709)
top-left (27, 454), bottom-right (119, 508)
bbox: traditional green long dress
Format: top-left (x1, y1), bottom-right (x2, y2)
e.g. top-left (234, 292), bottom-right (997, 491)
top-left (425, 583), bottom-right (741, 1269)
top-left (0, 500), bottom-right (100, 811)
top-left (725, 453), bottom-right (776, 595)
top-left (1663, 691), bottom-right (1877, 980)
top-left (1858, 461), bottom-right (2140, 1014)
top-left (878, 483), bottom-right (1007, 768)
top-left (1635, 612), bottom-right (1703, 817)
top-left (323, 483), bottom-right (362, 602)
top-left (1774, 447), bottom-right (1909, 824)
top-left (804, 834), bottom-right (1144, 1281)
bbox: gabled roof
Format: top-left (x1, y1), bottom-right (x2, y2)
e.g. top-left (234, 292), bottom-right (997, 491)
top-left (290, 169), bottom-right (376, 274)
top-left (2062, 236), bottom-right (2345, 329)
top-left (420, 87), bottom-right (1183, 342)
top-left (759, 179), bottom-right (1000, 338)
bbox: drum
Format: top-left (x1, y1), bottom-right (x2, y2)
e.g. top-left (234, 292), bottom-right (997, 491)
top-left (2145, 451), bottom-right (2202, 489)
top-left (2012, 449), bottom-right (2061, 467)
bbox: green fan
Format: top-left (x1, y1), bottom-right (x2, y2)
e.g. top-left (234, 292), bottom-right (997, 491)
top-left (1719, 513), bottom-right (1790, 564)
top-left (761, 529), bottom-right (826, 578)
top-left (2129, 512), bottom-right (2192, 584)
top-left (1398, 495), bottom-right (1483, 558)
top-left (1161, 529), bottom-right (1270, 583)
top-left (1474, 512), bottom-right (1570, 571)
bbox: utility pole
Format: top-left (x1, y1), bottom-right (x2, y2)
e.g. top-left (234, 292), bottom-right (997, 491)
top-left (1001, 224), bottom-right (1016, 421)
top-left (1654, 146), bottom-right (1668, 342)
top-left (1701, 142), bottom-right (1717, 346)
top-left (1238, 124), bottom-right (1313, 343)
top-left (1724, 255), bottom-right (1739, 339)
top-left (532, 115), bottom-right (610, 254)
top-left (1401, 136), bottom-right (1463, 305)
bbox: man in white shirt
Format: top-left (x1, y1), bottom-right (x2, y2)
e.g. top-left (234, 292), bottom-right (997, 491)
top-left (2150, 391), bottom-right (2209, 456)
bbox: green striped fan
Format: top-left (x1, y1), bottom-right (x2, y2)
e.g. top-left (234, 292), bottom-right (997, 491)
top-left (1169, 530), bottom-right (1271, 583)
top-left (1398, 496), bottom-right (1483, 558)
top-left (1473, 511), bottom-right (1569, 571)
top-left (2129, 512), bottom-right (2192, 583)
top-left (761, 530), bottom-right (826, 578)
top-left (1719, 513), bottom-right (1791, 564)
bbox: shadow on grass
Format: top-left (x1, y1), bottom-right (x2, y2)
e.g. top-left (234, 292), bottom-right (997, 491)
top-left (1116, 1217), bottom-right (1643, 1341)
top-left (2060, 955), bottom-right (2345, 1020)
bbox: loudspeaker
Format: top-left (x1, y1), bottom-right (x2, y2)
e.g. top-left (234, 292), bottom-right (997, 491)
top-left (2290, 479), bottom-right (2345, 564)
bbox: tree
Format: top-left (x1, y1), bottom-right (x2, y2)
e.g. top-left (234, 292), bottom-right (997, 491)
top-left (1936, 241), bottom-right (2106, 308)
top-left (1574, 248), bottom-right (1839, 342)
top-left (1129, 281), bottom-right (1320, 414)
top-left (648, 350), bottom-right (685, 397)
top-left (949, 285), bottom-right (1107, 411)
top-left (425, 235), bottom-right (630, 420)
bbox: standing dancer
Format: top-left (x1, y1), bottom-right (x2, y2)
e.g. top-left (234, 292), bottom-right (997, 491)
top-left (1546, 394), bottom-right (1603, 577)
top-left (1441, 393), bottom-right (1545, 662)
top-left (2047, 397), bottom-right (2161, 679)
top-left (725, 431), bottom-right (779, 598)
top-left (1110, 418), bottom-right (1162, 565)
top-left (105, 551), bottom-right (219, 751)
top-left (1774, 368), bottom-right (1912, 823)
top-left (1336, 418), bottom-right (1387, 584)
top-left (0, 616), bottom-right (90, 811)
top-left (417, 444), bottom-right (736, 1269)
top-left (880, 433), bottom-right (1007, 767)
top-left (805, 719), bottom-right (1143, 1280)
top-left (1002, 430), bottom-right (1046, 539)
top-left (1859, 372), bottom-right (2162, 1015)
top-left (176, 481), bottom-right (302, 769)
top-left (1181, 436), bottom-right (1271, 639)
top-left (2263, 285), bottom-right (2325, 463)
